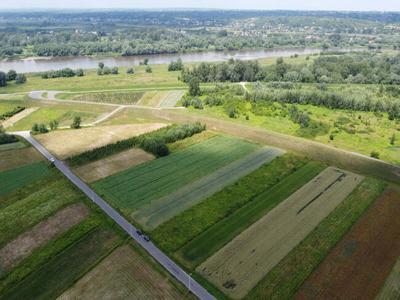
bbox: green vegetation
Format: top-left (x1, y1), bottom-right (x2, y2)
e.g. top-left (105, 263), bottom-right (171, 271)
top-left (0, 178), bottom-right (83, 247)
top-left (0, 162), bottom-right (51, 197)
top-left (58, 91), bottom-right (145, 104)
top-left (1, 229), bottom-right (120, 300)
top-left (246, 177), bottom-right (386, 300)
top-left (178, 161), bottom-right (325, 268)
top-left (0, 106), bottom-right (24, 120)
top-left (41, 68), bottom-right (85, 79)
top-left (151, 154), bottom-right (308, 253)
top-left (67, 122), bottom-right (206, 166)
top-left (0, 126), bottom-right (18, 145)
top-left (94, 135), bottom-right (259, 216)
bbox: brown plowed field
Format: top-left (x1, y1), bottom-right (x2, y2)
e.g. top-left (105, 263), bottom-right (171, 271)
top-left (295, 186), bottom-right (400, 300)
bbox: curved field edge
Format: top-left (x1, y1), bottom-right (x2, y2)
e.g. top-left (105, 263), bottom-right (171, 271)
top-left (179, 161), bottom-right (326, 269)
top-left (151, 153), bottom-right (310, 253)
top-left (244, 177), bottom-right (386, 300)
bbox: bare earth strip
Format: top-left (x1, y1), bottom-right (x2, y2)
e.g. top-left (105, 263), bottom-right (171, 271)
top-left (36, 123), bottom-right (166, 159)
top-left (58, 245), bottom-right (184, 300)
top-left (1, 107), bottom-right (39, 129)
top-left (133, 147), bottom-right (284, 230)
top-left (0, 147), bottom-right (43, 172)
top-left (377, 257), bottom-right (400, 300)
top-left (159, 90), bottom-right (185, 108)
top-left (296, 186), bottom-right (400, 300)
top-left (0, 203), bottom-right (89, 272)
top-left (74, 148), bottom-right (155, 183)
top-left (198, 167), bottom-right (363, 299)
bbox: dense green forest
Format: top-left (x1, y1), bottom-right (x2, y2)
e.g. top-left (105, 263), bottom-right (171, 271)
top-left (2, 10), bottom-right (400, 58)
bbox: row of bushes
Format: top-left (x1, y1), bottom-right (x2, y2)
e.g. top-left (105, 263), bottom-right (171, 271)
top-left (67, 122), bottom-right (206, 166)
top-left (41, 68), bottom-right (84, 79)
top-left (0, 106), bottom-right (25, 120)
top-left (0, 125), bottom-right (18, 145)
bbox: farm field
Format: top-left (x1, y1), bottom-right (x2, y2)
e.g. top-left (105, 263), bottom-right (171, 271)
top-left (36, 123), bottom-right (166, 159)
top-left (74, 148), bottom-right (155, 182)
top-left (246, 177), bottom-right (386, 300)
top-left (377, 256), bottom-right (400, 300)
top-left (0, 161), bottom-right (51, 196)
top-left (295, 186), bottom-right (400, 300)
top-left (137, 90), bottom-right (184, 107)
top-left (177, 161), bottom-right (325, 269)
top-left (1, 107), bottom-right (38, 129)
top-left (94, 135), bottom-right (259, 217)
top-left (57, 90), bottom-right (145, 104)
top-left (133, 146), bottom-right (284, 230)
top-left (0, 142), bottom-right (26, 151)
top-left (59, 244), bottom-right (190, 300)
top-left (198, 167), bottom-right (363, 299)
top-left (0, 203), bottom-right (89, 272)
top-left (151, 153), bottom-right (310, 253)
top-left (2, 229), bottom-right (120, 300)
top-left (0, 147), bottom-right (43, 172)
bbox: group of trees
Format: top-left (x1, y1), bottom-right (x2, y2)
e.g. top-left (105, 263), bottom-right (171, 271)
top-left (31, 116), bottom-right (81, 134)
top-left (182, 52), bottom-right (400, 85)
top-left (0, 70), bottom-right (26, 87)
top-left (97, 63), bottom-right (118, 76)
top-left (41, 68), bottom-right (84, 79)
top-left (0, 106), bottom-right (25, 120)
top-left (0, 125), bottom-right (18, 145)
top-left (168, 58), bottom-right (184, 71)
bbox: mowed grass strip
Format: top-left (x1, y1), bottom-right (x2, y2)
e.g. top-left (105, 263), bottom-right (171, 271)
top-left (94, 135), bottom-right (259, 213)
top-left (151, 154), bottom-right (308, 253)
top-left (0, 161), bottom-right (51, 197)
top-left (245, 177), bottom-right (386, 300)
top-left (0, 179), bottom-right (82, 248)
top-left (180, 161), bottom-right (325, 268)
top-left (1, 229), bottom-right (120, 300)
top-left (66, 91), bottom-right (145, 104)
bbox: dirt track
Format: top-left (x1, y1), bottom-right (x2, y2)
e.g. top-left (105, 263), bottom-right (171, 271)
top-left (198, 167), bottom-right (363, 299)
top-left (136, 109), bottom-right (400, 184)
top-left (295, 186), bottom-right (400, 300)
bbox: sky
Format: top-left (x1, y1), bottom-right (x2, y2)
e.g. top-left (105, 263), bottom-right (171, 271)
top-left (0, 0), bottom-right (399, 11)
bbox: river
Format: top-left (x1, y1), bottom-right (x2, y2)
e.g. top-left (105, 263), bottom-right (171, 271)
top-left (0, 48), bottom-right (320, 73)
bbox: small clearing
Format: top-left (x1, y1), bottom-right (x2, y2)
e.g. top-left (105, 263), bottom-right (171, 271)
top-left (0, 203), bottom-right (89, 272)
top-left (296, 186), bottom-right (400, 300)
top-left (137, 90), bottom-right (184, 107)
top-left (0, 147), bottom-right (43, 172)
top-left (1, 107), bottom-right (39, 129)
top-left (74, 148), bottom-right (154, 182)
top-left (133, 147), bottom-right (284, 230)
top-left (36, 123), bottom-right (166, 159)
top-left (198, 167), bottom-right (363, 299)
top-left (58, 245), bottom-right (185, 300)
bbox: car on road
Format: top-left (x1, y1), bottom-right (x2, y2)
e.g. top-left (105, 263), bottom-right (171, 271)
top-left (50, 158), bottom-right (55, 163)
top-left (136, 229), bottom-right (143, 236)
top-left (143, 235), bottom-right (150, 242)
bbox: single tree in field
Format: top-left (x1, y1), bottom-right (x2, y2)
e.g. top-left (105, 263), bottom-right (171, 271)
top-left (143, 58), bottom-right (149, 65)
top-left (6, 70), bottom-right (17, 81)
top-left (146, 66), bottom-right (152, 73)
top-left (49, 120), bottom-right (59, 130)
top-left (126, 68), bottom-right (134, 74)
top-left (98, 62), bottom-right (104, 69)
top-left (71, 116), bottom-right (81, 129)
top-left (15, 74), bottom-right (27, 84)
top-left (390, 133), bottom-right (396, 145)
top-left (188, 77), bottom-right (201, 96)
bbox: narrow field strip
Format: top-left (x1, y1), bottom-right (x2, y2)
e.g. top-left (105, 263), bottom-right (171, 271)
top-left (159, 90), bottom-right (185, 107)
top-left (0, 203), bottom-right (89, 272)
top-left (1, 107), bottom-right (39, 129)
top-left (245, 177), bottom-right (386, 300)
top-left (180, 161), bottom-right (325, 269)
top-left (1, 229), bottom-right (120, 300)
top-left (0, 179), bottom-right (82, 248)
top-left (151, 154), bottom-right (308, 253)
top-left (0, 162), bottom-right (51, 197)
top-left (377, 256), bottom-right (400, 300)
top-left (73, 148), bottom-right (154, 183)
top-left (0, 142), bottom-right (26, 152)
top-left (0, 147), bottom-right (44, 172)
top-left (94, 135), bottom-right (259, 214)
top-left (133, 147), bottom-right (284, 230)
top-left (199, 167), bottom-right (363, 299)
top-left (58, 245), bottom-right (184, 300)
top-left (295, 186), bottom-right (400, 300)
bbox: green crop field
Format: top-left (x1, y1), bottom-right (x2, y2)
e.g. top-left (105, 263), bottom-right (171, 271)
top-left (246, 177), bottom-right (386, 300)
top-left (1, 229), bottom-right (120, 300)
top-left (0, 178), bottom-right (83, 247)
top-left (151, 154), bottom-right (309, 253)
top-left (94, 135), bottom-right (259, 217)
top-left (57, 90), bottom-right (145, 104)
top-left (0, 162), bottom-right (51, 197)
top-left (177, 161), bottom-right (326, 268)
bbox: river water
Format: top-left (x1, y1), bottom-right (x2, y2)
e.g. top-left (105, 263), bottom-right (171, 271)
top-left (0, 48), bottom-right (320, 73)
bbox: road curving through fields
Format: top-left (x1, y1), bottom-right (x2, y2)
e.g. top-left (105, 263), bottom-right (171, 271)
top-left (198, 167), bottom-right (363, 299)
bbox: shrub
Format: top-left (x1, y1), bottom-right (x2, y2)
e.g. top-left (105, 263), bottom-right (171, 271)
top-left (126, 68), bottom-right (134, 74)
top-left (370, 151), bottom-right (380, 159)
top-left (15, 74), bottom-right (27, 84)
top-left (70, 116), bottom-right (81, 129)
top-left (145, 66), bottom-right (152, 73)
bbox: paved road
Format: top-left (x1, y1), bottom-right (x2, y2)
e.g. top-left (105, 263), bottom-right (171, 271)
top-left (14, 131), bottom-right (216, 300)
